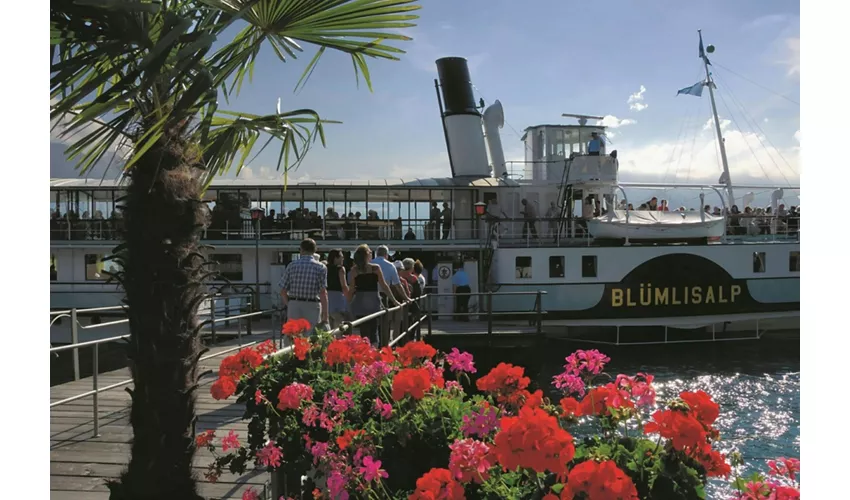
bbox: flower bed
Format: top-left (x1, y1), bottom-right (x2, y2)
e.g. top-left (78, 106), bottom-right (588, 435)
top-left (201, 319), bottom-right (800, 500)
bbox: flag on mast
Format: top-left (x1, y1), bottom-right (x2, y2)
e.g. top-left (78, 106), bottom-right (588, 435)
top-left (677, 81), bottom-right (706, 97)
top-left (698, 30), bottom-right (711, 65)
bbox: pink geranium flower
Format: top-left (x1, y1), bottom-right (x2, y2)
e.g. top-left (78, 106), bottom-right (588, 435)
top-left (257, 441), bottom-right (283, 468)
top-left (241, 487), bottom-right (259, 500)
top-left (552, 372), bottom-right (586, 396)
top-left (448, 438), bottom-right (492, 484)
top-left (373, 398), bottom-right (393, 419)
top-left (445, 348), bottom-right (477, 374)
top-left (461, 403), bottom-right (499, 438)
top-left (221, 430), bottom-right (240, 452)
top-left (359, 456), bottom-right (389, 482)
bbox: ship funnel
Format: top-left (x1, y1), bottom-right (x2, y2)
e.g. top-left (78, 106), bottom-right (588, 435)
top-left (435, 57), bottom-right (490, 178)
top-left (483, 100), bottom-right (506, 178)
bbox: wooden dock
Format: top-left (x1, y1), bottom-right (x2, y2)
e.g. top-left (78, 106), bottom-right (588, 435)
top-left (50, 324), bottom-right (279, 500)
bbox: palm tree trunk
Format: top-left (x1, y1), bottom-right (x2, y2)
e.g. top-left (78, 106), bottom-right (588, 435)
top-left (108, 127), bottom-right (209, 499)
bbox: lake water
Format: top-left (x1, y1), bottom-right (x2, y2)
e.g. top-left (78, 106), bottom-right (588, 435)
top-left (464, 336), bottom-right (800, 499)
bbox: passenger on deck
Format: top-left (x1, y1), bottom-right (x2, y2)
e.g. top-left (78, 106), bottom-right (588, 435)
top-left (452, 264), bottom-right (471, 322)
top-left (587, 132), bottom-right (603, 156)
top-left (659, 200), bottom-right (669, 212)
top-left (279, 238), bottom-right (329, 334)
top-left (647, 197), bottom-right (659, 210)
top-left (404, 227), bottom-right (416, 240)
top-left (428, 202), bottom-right (441, 240)
top-left (348, 244), bottom-right (399, 345)
top-left (442, 202), bottom-right (453, 240)
top-left (326, 249), bottom-right (350, 331)
top-left (546, 201), bottom-right (559, 238)
top-left (520, 198), bottom-right (539, 240)
top-left (373, 245), bottom-right (410, 345)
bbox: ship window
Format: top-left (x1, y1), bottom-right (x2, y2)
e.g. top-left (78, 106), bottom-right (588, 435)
top-left (515, 256), bottom-right (532, 279)
top-left (752, 252), bottom-right (766, 273)
top-left (50, 254), bottom-right (58, 281)
top-left (789, 251), bottom-right (800, 272)
top-left (211, 254), bottom-right (244, 281)
top-left (84, 254), bottom-right (121, 281)
top-left (549, 256), bottom-right (565, 278)
top-left (582, 255), bottom-right (597, 278)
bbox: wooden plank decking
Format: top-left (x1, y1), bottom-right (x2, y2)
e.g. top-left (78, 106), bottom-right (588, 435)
top-left (50, 324), bottom-right (279, 500)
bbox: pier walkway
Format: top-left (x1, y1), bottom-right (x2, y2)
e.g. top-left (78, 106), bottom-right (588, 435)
top-left (50, 321), bottom-right (278, 500)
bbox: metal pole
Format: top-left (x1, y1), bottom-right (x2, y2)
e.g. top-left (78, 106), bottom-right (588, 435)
top-left (699, 29), bottom-right (735, 207)
top-left (535, 291), bottom-right (542, 334)
top-left (71, 308), bottom-right (80, 381)
top-left (225, 297), bottom-right (231, 327)
top-left (92, 343), bottom-right (100, 437)
top-left (487, 292), bottom-right (493, 335)
top-left (427, 296), bottom-right (432, 336)
top-left (210, 298), bottom-right (217, 345)
top-left (246, 295), bottom-right (253, 336)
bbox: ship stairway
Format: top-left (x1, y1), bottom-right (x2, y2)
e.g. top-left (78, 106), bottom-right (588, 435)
top-left (556, 158), bottom-right (574, 239)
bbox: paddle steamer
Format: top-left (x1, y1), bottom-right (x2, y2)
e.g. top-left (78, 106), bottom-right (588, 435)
top-left (49, 33), bottom-right (799, 337)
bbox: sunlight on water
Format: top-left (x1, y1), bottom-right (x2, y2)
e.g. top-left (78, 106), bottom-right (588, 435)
top-left (534, 339), bottom-right (800, 499)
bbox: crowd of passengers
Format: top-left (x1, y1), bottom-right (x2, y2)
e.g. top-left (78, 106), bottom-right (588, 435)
top-left (50, 195), bottom-right (799, 241)
top-left (614, 196), bottom-right (801, 236)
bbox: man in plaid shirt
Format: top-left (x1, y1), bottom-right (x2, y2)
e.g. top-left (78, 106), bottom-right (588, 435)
top-left (280, 238), bottom-right (328, 331)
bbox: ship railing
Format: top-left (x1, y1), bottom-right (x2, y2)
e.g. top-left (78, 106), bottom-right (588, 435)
top-left (49, 215), bottom-right (800, 244)
top-left (49, 300), bottom-right (282, 438)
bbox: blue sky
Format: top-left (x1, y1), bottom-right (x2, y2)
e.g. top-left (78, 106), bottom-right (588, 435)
top-left (51, 0), bottom-right (800, 199)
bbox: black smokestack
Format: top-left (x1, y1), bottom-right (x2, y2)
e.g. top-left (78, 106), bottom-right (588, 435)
top-left (436, 57), bottom-right (479, 117)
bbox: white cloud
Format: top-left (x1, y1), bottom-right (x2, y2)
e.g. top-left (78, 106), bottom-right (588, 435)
top-left (781, 37), bottom-right (800, 77)
top-left (794, 129), bottom-right (800, 144)
top-left (703, 117), bottom-right (731, 132)
top-left (744, 14), bottom-right (790, 30)
top-left (616, 125), bottom-right (800, 187)
top-left (627, 85), bottom-right (648, 112)
top-left (597, 115), bottom-right (637, 128)
top-left (764, 118), bottom-right (769, 123)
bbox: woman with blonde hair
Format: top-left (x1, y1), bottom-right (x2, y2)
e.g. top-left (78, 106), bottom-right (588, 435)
top-left (347, 244), bottom-right (398, 344)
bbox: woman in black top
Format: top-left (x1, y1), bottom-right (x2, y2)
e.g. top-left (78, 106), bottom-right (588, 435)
top-left (347, 244), bottom-right (398, 345)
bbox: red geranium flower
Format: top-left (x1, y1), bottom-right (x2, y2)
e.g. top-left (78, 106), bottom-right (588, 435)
top-left (293, 337), bottom-right (310, 361)
top-left (324, 336), bottom-right (377, 366)
top-left (396, 340), bottom-right (437, 367)
top-left (695, 443), bottom-right (732, 478)
top-left (492, 406), bottom-right (575, 478)
top-left (282, 318), bottom-right (312, 337)
top-left (195, 429), bottom-right (215, 447)
top-left (392, 368), bottom-right (433, 401)
top-left (559, 397), bottom-right (583, 418)
top-left (409, 468), bottom-right (466, 500)
top-left (644, 409), bottom-right (707, 451)
top-left (210, 377), bottom-right (236, 400)
top-left (580, 384), bottom-right (635, 417)
top-left (680, 390), bottom-right (720, 428)
top-left (336, 429), bottom-right (366, 450)
top-left (476, 363), bottom-right (532, 405)
top-left (561, 460), bottom-right (639, 500)
top-left (219, 349), bottom-right (263, 380)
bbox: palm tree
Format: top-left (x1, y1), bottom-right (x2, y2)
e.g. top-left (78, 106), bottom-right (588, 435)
top-left (50, 1), bottom-right (419, 498)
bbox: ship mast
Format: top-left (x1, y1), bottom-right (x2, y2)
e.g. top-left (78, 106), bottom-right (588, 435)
top-left (699, 29), bottom-right (735, 207)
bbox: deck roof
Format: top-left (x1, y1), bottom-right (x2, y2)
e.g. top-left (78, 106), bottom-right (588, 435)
top-left (50, 176), bottom-right (519, 189)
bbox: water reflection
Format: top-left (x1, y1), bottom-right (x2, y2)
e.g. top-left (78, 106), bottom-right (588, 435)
top-left (474, 337), bottom-right (800, 498)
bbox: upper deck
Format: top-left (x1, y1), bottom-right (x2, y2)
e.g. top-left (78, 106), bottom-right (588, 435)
top-left (50, 176), bottom-right (800, 250)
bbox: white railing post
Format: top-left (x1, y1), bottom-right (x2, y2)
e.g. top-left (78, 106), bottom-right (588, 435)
top-left (71, 308), bottom-right (80, 381)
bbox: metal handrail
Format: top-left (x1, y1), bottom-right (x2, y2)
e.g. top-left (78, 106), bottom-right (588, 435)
top-left (49, 306), bottom-right (280, 438)
top-left (265, 295), bottom-right (431, 362)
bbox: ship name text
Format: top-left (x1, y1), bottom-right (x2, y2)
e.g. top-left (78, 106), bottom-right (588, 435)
top-left (610, 284), bottom-right (742, 308)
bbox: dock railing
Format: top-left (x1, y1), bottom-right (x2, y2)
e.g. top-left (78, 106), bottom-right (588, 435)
top-left (425, 290), bottom-right (548, 335)
top-left (49, 295), bottom-right (280, 438)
